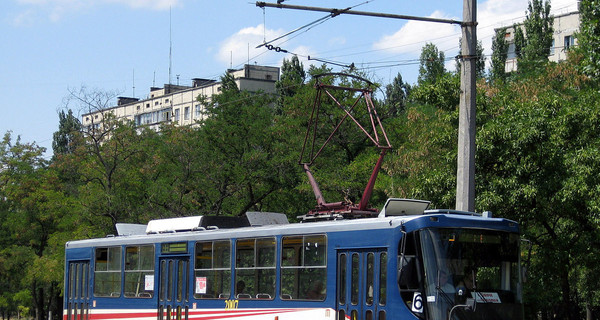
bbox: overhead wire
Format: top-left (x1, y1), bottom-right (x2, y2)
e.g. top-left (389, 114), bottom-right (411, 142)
top-left (241, 1), bottom-right (576, 80)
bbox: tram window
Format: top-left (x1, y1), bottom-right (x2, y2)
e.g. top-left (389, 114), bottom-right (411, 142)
top-left (351, 253), bottom-right (359, 305)
top-left (82, 264), bottom-right (89, 299)
top-left (177, 261), bottom-right (184, 302)
top-left (76, 264), bottom-right (82, 299)
top-left (280, 235), bottom-right (327, 301)
top-left (235, 237), bottom-right (276, 300)
top-left (94, 247), bottom-right (122, 297)
top-left (339, 254), bottom-right (347, 305)
top-left (366, 253), bottom-right (374, 305)
top-left (379, 253), bottom-right (387, 306)
top-left (124, 245), bottom-right (154, 298)
top-left (69, 264), bottom-right (76, 299)
top-left (194, 240), bottom-right (231, 299)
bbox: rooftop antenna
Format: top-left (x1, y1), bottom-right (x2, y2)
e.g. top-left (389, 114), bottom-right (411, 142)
top-left (132, 69), bottom-right (135, 97)
top-left (169, 6), bottom-right (172, 85)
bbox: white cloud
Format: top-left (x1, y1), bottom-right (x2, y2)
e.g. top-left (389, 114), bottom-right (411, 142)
top-left (371, 0), bottom-right (578, 71)
top-left (372, 10), bottom-right (460, 57)
top-left (217, 24), bottom-right (287, 67)
top-left (12, 0), bottom-right (178, 23)
top-left (328, 36), bottom-right (346, 47)
top-left (11, 9), bottom-right (36, 26)
top-left (105, 0), bottom-right (179, 10)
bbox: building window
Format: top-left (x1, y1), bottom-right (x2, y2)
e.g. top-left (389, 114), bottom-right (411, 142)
top-left (146, 103), bottom-right (150, 108)
top-left (94, 247), bottom-right (121, 297)
top-left (174, 109), bottom-right (180, 122)
top-left (550, 39), bottom-right (555, 55)
top-left (507, 43), bottom-right (516, 59)
top-left (194, 105), bottom-right (202, 119)
top-left (564, 35), bottom-right (574, 51)
top-left (194, 241), bottom-right (231, 299)
top-left (124, 245), bottom-right (154, 298)
top-left (280, 234), bottom-right (327, 300)
top-left (184, 107), bottom-right (190, 120)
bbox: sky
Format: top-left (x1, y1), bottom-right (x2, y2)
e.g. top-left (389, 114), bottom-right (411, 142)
top-left (1, 0), bottom-right (579, 158)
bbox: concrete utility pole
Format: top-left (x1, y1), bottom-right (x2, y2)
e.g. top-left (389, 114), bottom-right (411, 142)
top-left (455, 0), bottom-right (477, 212)
top-left (257, 1), bottom-right (478, 212)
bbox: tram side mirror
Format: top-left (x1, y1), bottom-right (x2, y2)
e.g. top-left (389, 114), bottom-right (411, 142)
top-left (465, 298), bottom-right (476, 311)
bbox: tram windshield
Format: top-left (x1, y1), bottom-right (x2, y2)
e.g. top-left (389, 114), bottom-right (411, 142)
top-left (419, 228), bottom-right (523, 320)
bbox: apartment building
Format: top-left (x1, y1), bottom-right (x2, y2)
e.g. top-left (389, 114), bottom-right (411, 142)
top-left (82, 64), bottom-right (280, 131)
top-left (499, 11), bottom-right (580, 72)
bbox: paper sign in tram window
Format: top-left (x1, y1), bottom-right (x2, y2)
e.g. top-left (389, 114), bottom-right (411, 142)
top-left (196, 277), bottom-right (207, 294)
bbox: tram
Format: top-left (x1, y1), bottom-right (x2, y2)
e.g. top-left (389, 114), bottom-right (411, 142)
top-left (64, 198), bottom-right (524, 320)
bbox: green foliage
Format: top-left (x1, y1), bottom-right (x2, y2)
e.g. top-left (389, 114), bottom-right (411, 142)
top-left (576, 0), bottom-right (600, 80)
top-left (517, 0), bottom-right (554, 74)
top-left (384, 104), bottom-right (457, 208)
top-left (456, 38), bottom-right (487, 79)
top-left (384, 72), bottom-right (410, 116)
top-left (276, 55), bottom-right (306, 107)
top-left (409, 72), bottom-right (461, 111)
top-left (491, 27), bottom-right (509, 83)
top-left (418, 43), bottom-right (446, 85)
top-left (220, 72), bottom-right (239, 93)
top-left (476, 62), bottom-right (599, 318)
top-left (52, 109), bottom-right (82, 157)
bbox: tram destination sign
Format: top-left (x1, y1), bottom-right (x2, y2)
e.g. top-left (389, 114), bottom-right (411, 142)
top-left (161, 242), bottom-right (188, 254)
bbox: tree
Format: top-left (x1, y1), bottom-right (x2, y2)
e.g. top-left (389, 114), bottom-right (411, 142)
top-left (456, 38), bottom-right (487, 79)
top-left (276, 55), bottom-right (306, 103)
top-left (490, 27), bottom-right (509, 82)
top-left (514, 23), bottom-right (526, 60)
top-left (63, 87), bottom-right (152, 232)
top-left (220, 72), bottom-right (239, 93)
top-left (476, 63), bottom-right (599, 319)
top-left (409, 72), bottom-right (461, 111)
top-left (418, 43), bottom-right (446, 85)
top-left (576, 0), bottom-right (600, 80)
top-left (384, 72), bottom-right (410, 116)
top-left (518, 0), bottom-right (554, 73)
top-left (196, 78), bottom-right (299, 216)
top-left (52, 109), bottom-right (81, 157)
top-left (0, 133), bottom-right (72, 320)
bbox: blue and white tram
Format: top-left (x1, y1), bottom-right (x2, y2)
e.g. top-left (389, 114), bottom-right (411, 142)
top-left (64, 199), bottom-right (524, 320)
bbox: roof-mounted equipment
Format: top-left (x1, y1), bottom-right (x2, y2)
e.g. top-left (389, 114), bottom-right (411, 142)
top-left (299, 73), bottom-right (391, 221)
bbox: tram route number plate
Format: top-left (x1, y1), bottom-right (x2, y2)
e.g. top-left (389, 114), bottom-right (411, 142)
top-left (412, 292), bottom-right (423, 313)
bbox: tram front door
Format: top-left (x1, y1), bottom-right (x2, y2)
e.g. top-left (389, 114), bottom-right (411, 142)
top-left (158, 257), bottom-right (190, 320)
top-left (66, 261), bottom-right (91, 320)
top-left (337, 249), bottom-right (388, 320)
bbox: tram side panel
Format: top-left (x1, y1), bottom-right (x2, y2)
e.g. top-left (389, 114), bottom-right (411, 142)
top-left (64, 222), bottom-right (423, 320)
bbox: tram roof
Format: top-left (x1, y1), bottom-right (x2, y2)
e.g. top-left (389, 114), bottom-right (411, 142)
top-left (65, 210), bottom-right (518, 249)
